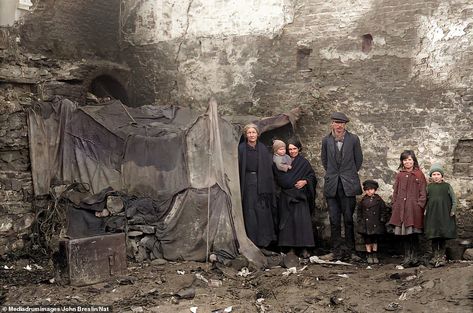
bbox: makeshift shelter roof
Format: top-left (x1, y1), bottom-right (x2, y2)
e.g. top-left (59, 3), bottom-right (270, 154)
top-left (28, 97), bottom-right (299, 267)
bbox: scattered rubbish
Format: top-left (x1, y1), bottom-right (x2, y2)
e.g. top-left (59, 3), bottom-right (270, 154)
top-left (209, 254), bottom-right (218, 263)
top-left (3, 265), bottom-right (12, 270)
top-left (366, 266), bottom-right (373, 270)
top-left (299, 265), bottom-right (308, 272)
top-left (151, 258), bottom-right (167, 266)
top-left (33, 264), bottom-right (44, 270)
top-left (208, 279), bottom-right (223, 287)
top-left (229, 255), bottom-right (250, 270)
top-left (422, 280), bottom-right (435, 289)
top-left (177, 270), bottom-right (185, 275)
top-left (116, 276), bottom-right (137, 285)
top-left (405, 275), bottom-right (417, 281)
top-left (385, 302), bottom-right (401, 311)
top-left (395, 265), bottom-right (404, 270)
top-left (337, 274), bottom-right (349, 278)
top-left (176, 287), bottom-right (196, 299)
top-left (389, 273), bottom-right (401, 280)
top-left (283, 253), bottom-right (299, 268)
top-left (23, 265), bottom-right (32, 271)
top-left (195, 273), bottom-right (208, 283)
top-left (309, 255), bottom-right (352, 266)
top-left (48, 278), bottom-right (55, 284)
top-left (330, 295), bottom-right (343, 305)
top-left (171, 296), bottom-right (179, 304)
top-left (237, 267), bottom-right (251, 277)
top-left (131, 306), bottom-right (144, 312)
top-left (255, 298), bottom-right (267, 313)
top-left (282, 267), bottom-right (297, 276)
top-left (399, 286), bottom-right (422, 300)
top-left (190, 307), bottom-right (198, 313)
top-left (211, 306), bottom-right (232, 313)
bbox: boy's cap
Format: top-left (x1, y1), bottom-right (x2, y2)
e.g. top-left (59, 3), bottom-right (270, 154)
top-left (362, 179), bottom-right (379, 190)
top-left (272, 139), bottom-right (286, 153)
top-left (331, 112), bottom-right (349, 123)
top-left (429, 163), bottom-right (444, 177)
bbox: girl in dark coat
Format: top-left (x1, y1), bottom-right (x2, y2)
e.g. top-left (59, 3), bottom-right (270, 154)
top-left (238, 123), bottom-right (276, 248)
top-left (356, 179), bottom-right (387, 264)
top-left (424, 164), bottom-right (457, 267)
top-left (273, 139), bottom-right (317, 258)
top-left (388, 150), bottom-right (427, 267)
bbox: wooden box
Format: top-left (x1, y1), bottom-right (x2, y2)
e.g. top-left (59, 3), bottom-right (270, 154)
top-left (58, 233), bottom-right (127, 286)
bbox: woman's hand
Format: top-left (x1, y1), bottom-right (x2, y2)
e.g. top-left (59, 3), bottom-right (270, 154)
top-left (294, 180), bottom-right (307, 189)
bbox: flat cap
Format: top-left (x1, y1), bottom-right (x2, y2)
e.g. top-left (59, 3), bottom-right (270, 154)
top-left (331, 112), bottom-right (349, 123)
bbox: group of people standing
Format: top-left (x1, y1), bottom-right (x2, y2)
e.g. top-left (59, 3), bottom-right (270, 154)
top-left (238, 112), bottom-right (457, 266)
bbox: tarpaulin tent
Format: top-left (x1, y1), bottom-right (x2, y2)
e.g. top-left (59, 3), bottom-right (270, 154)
top-left (28, 97), bottom-right (299, 266)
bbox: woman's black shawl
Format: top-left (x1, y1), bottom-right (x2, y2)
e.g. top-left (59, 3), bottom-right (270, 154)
top-left (273, 155), bottom-right (317, 213)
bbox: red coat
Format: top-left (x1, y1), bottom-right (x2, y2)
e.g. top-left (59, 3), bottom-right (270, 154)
top-left (388, 168), bottom-right (427, 229)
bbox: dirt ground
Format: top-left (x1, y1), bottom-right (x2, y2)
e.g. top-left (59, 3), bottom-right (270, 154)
top-left (0, 254), bottom-right (472, 313)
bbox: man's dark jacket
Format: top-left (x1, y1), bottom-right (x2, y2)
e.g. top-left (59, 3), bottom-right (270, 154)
top-left (321, 130), bottom-right (363, 197)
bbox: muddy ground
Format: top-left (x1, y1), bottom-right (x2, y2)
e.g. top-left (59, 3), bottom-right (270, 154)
top-left (1, 253), bottom-right (472, 313)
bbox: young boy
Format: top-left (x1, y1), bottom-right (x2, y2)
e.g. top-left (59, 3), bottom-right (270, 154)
top-left (272, 139), bottom-right (292, 172)
top-left (356, 180), bottom-right (387, 264)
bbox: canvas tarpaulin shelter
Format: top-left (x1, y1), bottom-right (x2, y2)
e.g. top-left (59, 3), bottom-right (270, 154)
top-left (28, 97), bottom-right (299, 266)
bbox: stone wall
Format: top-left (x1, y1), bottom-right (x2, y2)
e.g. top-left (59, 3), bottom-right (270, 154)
top-left (20, 0), bottom-right (121, 59)
top-left (122, 0), bottom-right (473, 240)
top-left (1, 0), bottom-right (472, 256)
top-left (0, 0), bottom-right (127, 256)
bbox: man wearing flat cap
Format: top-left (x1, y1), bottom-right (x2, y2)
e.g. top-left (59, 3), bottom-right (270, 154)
top-left (321, 112), bottom-right (363, 261)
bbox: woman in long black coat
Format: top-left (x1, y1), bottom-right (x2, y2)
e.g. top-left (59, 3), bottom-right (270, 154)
top-left (238, 123), bottom-right (277, 248)
top-left (273, 139), bottom-right (317, 257)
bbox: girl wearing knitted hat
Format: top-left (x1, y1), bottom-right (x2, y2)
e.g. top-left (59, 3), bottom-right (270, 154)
top-left (424, 164), bottom-right (457, 267)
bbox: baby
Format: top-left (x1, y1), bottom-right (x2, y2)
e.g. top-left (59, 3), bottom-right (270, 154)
top-left (272, 140), bottom-right (292, 172)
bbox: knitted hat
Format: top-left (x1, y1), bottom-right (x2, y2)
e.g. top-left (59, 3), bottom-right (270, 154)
top-left (429, 163), bottom-right (444, 177)
top-left (272, 139), bottom-right (286, 153)
top-left (362, 179), bottom-right (379, 190)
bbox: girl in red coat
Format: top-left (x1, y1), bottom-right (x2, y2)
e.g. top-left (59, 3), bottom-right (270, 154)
top-left (388, 150), bottom-right (427, 267)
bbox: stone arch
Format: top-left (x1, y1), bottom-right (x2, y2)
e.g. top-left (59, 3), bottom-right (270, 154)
top-left (88, 74), bottom-right (129, 106)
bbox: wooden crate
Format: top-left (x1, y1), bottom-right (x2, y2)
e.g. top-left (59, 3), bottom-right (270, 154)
top-left (58, 233), bottom-right (127, 286)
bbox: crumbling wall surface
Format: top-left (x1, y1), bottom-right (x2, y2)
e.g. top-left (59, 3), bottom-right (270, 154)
top-left (19, 0), bottom-right (121, 59)
top-left (123, 0), bottom-right (473, 240)
top-left (120, 0), bottom-right (295, 107)
top-left (0, 23), bottom-right (129, 256)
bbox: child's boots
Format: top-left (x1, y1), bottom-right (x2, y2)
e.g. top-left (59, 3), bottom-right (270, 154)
top-left (366, 252), bottom-right (373, 264)
top-left (372, 252), bottom-right (379, 264)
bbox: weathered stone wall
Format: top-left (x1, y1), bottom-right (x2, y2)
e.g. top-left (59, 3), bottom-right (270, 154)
top-left (0, 0), bottom-right (127, 256)
top-left (122, 0), bottom-right (473, 240)
top-left (1, 0), bottom-right (472, 256)
top-left (20, 0), bottom-right (121, 59)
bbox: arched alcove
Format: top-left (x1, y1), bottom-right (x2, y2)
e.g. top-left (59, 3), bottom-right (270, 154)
top-left (89, 75), bottom-right (129, 106)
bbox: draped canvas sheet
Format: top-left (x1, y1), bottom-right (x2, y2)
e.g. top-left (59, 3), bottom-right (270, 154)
top-left (28, 97), bottom-right (298, 266)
